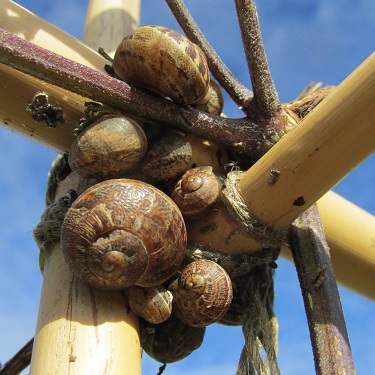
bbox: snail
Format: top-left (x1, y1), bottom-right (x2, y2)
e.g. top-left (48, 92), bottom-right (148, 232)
top-left (68, 115), bottom-right (147, 179)
top-left (218, 280), bottom-right (245, 326)
top-left (168, 259), bottom-right (233, 327)
top-left (140, 314), bottom-right (206, 363)
top-left (142, 134), bottom-right (192, 181)
top-left (193, 79), bottom-right (224, 115)
top-left (170, 166), bottom-right (221, 220)
top-left (128, 285), bottom-right (173, 324)
top-left (60, 179), bottom-right (187, 290)
top-left (112, 25), bottom-right (210, 105)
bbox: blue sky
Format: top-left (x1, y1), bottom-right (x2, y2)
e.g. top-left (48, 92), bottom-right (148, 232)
top-left (0, 1), bottom-right (374, 374)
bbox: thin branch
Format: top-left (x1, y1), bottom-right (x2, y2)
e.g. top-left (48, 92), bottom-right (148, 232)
top-left (235, 0), bottom-right (279, 117)
top-left (164, 0), bottom-right (253, 110)
top-left (0, 27), bottom-right (273, 159)
top-left (0, 338), bottom-right (33, 375)
top-left (288, 205), bottom-right (355, 375)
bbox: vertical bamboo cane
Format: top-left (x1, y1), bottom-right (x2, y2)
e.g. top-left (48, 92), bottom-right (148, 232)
top-left (30, 2), bottom-right (142, 374)
top-left (83, 0), bottom-right (141, 57)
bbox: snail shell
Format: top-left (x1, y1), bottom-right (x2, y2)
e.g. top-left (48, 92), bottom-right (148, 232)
top-left (140, 314), bottom-right (206, 363)
top-left (193, 79), bottom-right (224, 115)
top-left (113, 25), bottom-right (210, 105)
top-left (218, 280), bottom-right (245, 326)
top-left (68, 115), bottom-right (147, 179)
top-left (60, 179), bottom-right (187, 290)
top-left (142, 134), bottom-right (192, 181)
top-left (171, 166), bottom-right (221, 220)
top-left (168, 259), bottom-right (233, 327)
top-left (128, 285), bottom-right (173, 324)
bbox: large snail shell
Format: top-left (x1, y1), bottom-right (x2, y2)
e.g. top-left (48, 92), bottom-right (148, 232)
top-left (168, 259), bottom-right (233, 327)
top-left (140, 314), bottom-right (206, 363)
top-left (68, 115), bottom-right (147, 179)
top-left (60, 179), bottom-right (187, 290)
top-left (171, 166), bottom-right (221, 220)
top-left (128, 285), bottom-right (173, 324)
top-left (142, 134), bottom-right (192, 181)
top-left (113, 25), bottom-right (210, 105)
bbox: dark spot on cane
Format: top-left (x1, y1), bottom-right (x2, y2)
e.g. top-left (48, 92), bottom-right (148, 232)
top-left (293, 196), bottom-right (306, 206)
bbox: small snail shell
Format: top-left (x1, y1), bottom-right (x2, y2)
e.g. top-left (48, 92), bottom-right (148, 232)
top-left (60, 179), bottom-right (186, 290)
top-left (128, 285), bottom-right (173, 324)
top-left (193, 80), bottom-right (224, 115)
top-left (218, 281), bottom-right (245, 326)
top-left (113, 25), bottom-right (210, 105)
top-left (140, 314), bottom-right (206, 363)
top-left (142, 134), bottom-right (192, 181)
top-left (168, 259), bottom-right (233, 327)
top-left (171, 166), bottom-right (221, 220)
top-left (68, 115), bottom-right (147, 179)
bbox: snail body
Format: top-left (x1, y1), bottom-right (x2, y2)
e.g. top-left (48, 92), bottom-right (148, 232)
top-left (60, 179), bottom-right (187, 290)
top-left (171, 166), bottom-right (221, 220)
top-left (68, 115), bottom-right (147, 179)
top-left (128, 285), bottom-right (173, 324)
top-left (113, 25), bottom-right (210, 105)
top-left (140, 314), bottom-right (206, 363)
top-left (168, 259), bottom-right (233, 327)
top-left (142, 134), bottom-right (192, 181)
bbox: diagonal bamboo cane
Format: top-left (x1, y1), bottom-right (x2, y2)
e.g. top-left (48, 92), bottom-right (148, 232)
top-left (28, 2), bottom-right (142, 375)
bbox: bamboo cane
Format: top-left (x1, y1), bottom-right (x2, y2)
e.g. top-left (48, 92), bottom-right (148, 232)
top-left (29, 2), bottom-right (142, 374)
top-left (316, 191), bottom-right (375, 300)
top-left (187, 52), bottom-right (375, 252)
top-left (0, 2), bottom-right (374, 301)
top-left (83, 0), bottom-right (141, 57)
top-left (283, 191), bottom-right (375, 300)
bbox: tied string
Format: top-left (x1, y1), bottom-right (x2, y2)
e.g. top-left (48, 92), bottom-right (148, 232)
top-left (219, 171), bottom-right (281, 374)
top-left (236, 264), bottom-right (280, 375)
top-left (221, 171), bottom-right (287, 250)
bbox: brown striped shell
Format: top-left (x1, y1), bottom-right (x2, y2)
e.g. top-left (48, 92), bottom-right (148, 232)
top-left (113, 25), bottom-right (210, 104)
top-left (140, 314), bottom-right (206, 363)
top-left (68, 115), bottom-right (147, 179)
top-left (171, 166), bottom-right (221, 220)
top-left (128, 285), bottom-right (173, 324)
top-left (60, 179), bottom-right (187, 290)
top-left (142, 134), bottom-right (192, 181)
top-left (168, 259), bottom-right (233, 327)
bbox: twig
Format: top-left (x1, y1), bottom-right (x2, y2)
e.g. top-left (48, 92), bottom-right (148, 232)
top-left (288, 205), bottom-right (355, 375)
top-left (0, 27), bottom-right (275, 159)
top-left (164, 0), bottom-right (253, 110)
top-left (235, 0), bottom-right (279, 118)
top-left (0, 338), bottom-right (33, 375)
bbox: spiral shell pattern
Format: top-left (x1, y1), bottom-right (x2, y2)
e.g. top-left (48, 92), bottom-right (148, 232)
top-left (171, 166), bottom-right (221, 220)
top-left (61, 179), bottom-right (187, 290)
top-left (169, 259), bottom-right (233, 327)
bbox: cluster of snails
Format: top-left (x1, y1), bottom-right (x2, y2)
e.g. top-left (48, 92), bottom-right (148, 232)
top-left (60, 25), bottom-right (238, 364)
